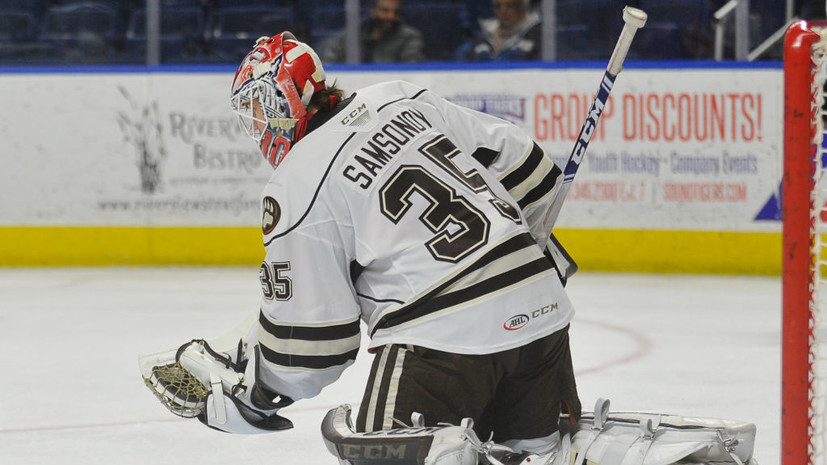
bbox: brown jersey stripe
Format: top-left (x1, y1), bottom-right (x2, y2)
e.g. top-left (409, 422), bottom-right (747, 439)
top-left (370, 232), bottom-right (543, 336)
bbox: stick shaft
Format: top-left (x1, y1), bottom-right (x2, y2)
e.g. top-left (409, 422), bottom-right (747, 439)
top-left (545, 7), bottom-right (647, 229)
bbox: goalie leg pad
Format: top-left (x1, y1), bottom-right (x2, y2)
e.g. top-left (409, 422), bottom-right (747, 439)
top-left (322, 405), bottom-right (585, 465)
top-left (570, 398), bottom-right (757, 465)
top-left (501, 432), bottom-right (559, 456)
top-left (321, 405), bottom-right (479, 465)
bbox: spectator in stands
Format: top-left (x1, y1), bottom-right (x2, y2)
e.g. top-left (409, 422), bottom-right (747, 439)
top-left (322, 0), bottom-right (424, 63)
top-left (458, 0), bottom-right (541, 61)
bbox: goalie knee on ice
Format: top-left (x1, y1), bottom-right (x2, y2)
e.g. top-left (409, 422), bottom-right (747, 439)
top-left (321, 405), bottom-right (549, 465)
top-left (321, 405), bottom-right (484, 465)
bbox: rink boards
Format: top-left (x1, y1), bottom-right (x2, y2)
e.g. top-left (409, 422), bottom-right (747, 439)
top-left (0, 62), bottom-right (783, 273)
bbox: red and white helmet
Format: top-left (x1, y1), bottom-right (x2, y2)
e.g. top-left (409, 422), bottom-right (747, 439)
top-left (230, 32), bottom-right (326, 168)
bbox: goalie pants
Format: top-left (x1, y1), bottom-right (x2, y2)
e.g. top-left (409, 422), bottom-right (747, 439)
top-left (356, 325), bottom-right (581, 443)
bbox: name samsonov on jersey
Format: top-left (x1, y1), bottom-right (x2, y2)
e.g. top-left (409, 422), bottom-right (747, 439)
top-left (342, 109), bottom-right (433, 190)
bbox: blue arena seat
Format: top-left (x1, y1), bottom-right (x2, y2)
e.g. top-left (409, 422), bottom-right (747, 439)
top-left (125, 6), bottom-right (207, 63)
top-left (310, 4), bottom-right (369, 33)
top-left (159, 0), bottom-right (205, 6)
top-left (41, 1), bottom-right (122, 40)
top-left (207, 6), bottom-right (293, 39)
top-left (213, 0), bottom-right (292, 7)
top-left (126, 6), bottom-right (205, 40)
top-left (0, 9), bottom-right (42, 64)
top-left (633, 21), bottom-right (683, 59)
top-left (749, 0), bottom-right (785, 50)
top-left (39, 1), bottom-right (124, 63)
top-left (556, 0), bottom-right (623, 58)
top-left (404, 3), bottom-right (471, 62)
top-left (638, 0), bottom-right (710, 27)
top-left (556, 24), bottom-right (593, 61)
top-left (0, 0), bottom-right (46, 15)
top-left (636, 0), bottom-right (712, 59)
top-left (0, 10), bottom-right (39, 41)
top-left (206, 6), bottom-right (293, 61)
top-left (49, 0), bottom-right (134, 16)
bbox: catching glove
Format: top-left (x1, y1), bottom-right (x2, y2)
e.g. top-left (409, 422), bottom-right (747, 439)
top-left (140, 339), bottom-right (293, 434)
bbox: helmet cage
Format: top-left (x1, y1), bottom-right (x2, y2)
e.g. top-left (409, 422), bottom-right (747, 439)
top-left (229, 32), bottom-right (325, 169)
top-left (230, 73), bottom-right (298, 142)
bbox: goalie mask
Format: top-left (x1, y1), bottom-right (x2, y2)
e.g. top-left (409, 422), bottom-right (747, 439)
top-left (230, 32), bottom-right (326, 169)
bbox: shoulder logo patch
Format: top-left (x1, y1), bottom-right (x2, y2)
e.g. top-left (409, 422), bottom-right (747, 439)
top-left (262, 196), bottom-right (281, 234)
top-left (340, 102), bottom-right (369, 126)
top-left (336, 100), bottom-right (376, 132)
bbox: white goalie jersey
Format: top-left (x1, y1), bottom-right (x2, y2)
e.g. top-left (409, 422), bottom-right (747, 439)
top-left (253, 80), bottom-right (573, 401)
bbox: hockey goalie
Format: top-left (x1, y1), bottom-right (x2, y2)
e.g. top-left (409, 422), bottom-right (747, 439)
top-left (138, 31), bottom-right (757, 465)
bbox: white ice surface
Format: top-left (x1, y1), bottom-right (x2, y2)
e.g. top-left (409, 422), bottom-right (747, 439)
top-left (0, 267), bottom-right (780, 464)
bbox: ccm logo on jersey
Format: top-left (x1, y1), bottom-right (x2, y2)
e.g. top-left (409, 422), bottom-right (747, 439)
top-left (504, 303), bottom-right (559, 330)
top-left (340, 102), bottom-right (370, 127)
top-left (262, 196), bottom-right (281, 234)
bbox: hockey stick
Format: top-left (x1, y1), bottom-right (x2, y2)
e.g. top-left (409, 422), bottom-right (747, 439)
top-left (545, 6), bottom-right (647, 229)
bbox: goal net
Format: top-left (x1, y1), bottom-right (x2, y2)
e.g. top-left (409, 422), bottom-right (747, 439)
top-left (784, 20), bottom-right (827, 465)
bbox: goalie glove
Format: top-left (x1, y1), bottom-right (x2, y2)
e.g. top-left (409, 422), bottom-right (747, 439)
top-left (140, 339), bottom-right (293, 434)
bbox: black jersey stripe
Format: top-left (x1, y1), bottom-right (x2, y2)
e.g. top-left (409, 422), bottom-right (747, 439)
top-left (377, 88), bottom-right (429, 112)
top-left (471, 147), bottom-right (500, 168)
top-left (259, 344), bottom-right (359, 370)
top-left (499, 143), bottom-right (545, 191)
top-left (350, 260), bottom-right (365, 283)
top-left (517, 163), bottom-right (563, 210)
top-left (259, 311), bottom-right (360, 341)
top-left (376, 257), bottom-right (553, 332)
top-left (358, 293), bottom-right (406, 305)
top-left (370, 232), bottom-right (538, 336)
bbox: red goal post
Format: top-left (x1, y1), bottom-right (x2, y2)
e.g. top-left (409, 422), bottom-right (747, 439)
top-left (784, 19), bottom-right (827, 465)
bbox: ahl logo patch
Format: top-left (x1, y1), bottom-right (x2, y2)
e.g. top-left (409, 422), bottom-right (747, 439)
top-left (503, 314), bottom-right (529, 331)
top-left (262, 196), bottom-right (281, 234)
